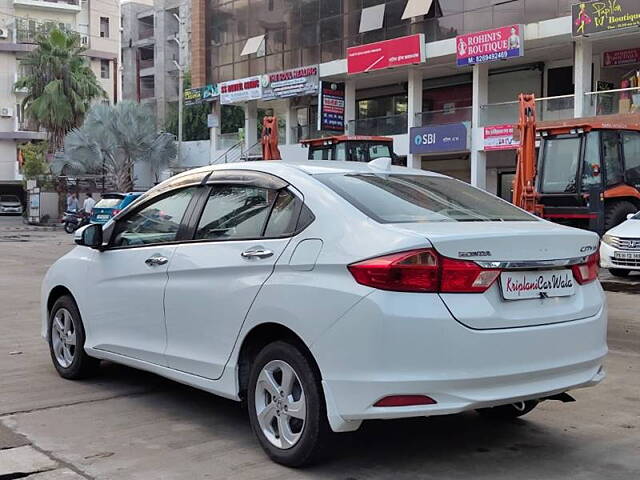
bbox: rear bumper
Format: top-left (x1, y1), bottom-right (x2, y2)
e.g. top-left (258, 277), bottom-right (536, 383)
top-left (600, 241), bottom-right (640, 271)
top-left (312, 290), bottom-right (607, 432)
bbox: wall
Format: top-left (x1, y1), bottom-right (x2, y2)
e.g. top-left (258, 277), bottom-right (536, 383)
top-left (0, 140), bottom-right (17, 181)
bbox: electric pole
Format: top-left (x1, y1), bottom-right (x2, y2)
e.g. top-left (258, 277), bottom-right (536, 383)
top-left (173, 11), bottom-right (185, 168)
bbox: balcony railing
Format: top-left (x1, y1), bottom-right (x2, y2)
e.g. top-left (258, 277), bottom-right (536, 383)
top-left (13, 0), bottom-right (81, 13)
top-left (584, 87), bottom-right (640, 116)
top-left (349, 114), bottom-right (408, 136)
top-left (15, 18), bottom-right (77, 44)
top-left (415, 106), bottom-right (472, 127)
top-left (479, 95), bottom-right (575, 126)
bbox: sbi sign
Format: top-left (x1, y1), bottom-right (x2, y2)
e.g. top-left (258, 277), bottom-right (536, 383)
top-left (409, 123), bottom-right (468, 154)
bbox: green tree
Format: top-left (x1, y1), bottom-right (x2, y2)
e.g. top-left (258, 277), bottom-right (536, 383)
top-left (54, 101), bottom-right (176, 192)
top-left (15, 28), bottom-right (106, 152)
top-left (165, 71), bottom-right (211, 141)
top-left (19, 142), bottom-right (50, 179)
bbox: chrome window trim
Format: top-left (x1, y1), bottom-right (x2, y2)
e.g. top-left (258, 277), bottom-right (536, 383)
top-left (475, 256), bottom-right (589, 270)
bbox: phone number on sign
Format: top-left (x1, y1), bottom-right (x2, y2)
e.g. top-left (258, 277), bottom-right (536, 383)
top-left (468, 51), bottom-right (509, 64)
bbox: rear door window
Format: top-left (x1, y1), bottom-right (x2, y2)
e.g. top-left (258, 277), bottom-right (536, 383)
top-left (316, 173), bottom-right (535, 223)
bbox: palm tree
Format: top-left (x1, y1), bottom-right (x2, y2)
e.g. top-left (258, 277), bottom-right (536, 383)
top-left (53, 101), bottom-right (177, 192)
top-left (15, 28), bottom-right (106, 152)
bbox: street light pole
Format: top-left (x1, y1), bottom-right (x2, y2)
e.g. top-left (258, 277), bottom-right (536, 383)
top-left (173, 11), bottom-right (185, 168)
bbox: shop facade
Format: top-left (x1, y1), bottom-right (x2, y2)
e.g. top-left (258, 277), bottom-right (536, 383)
top-left (189, 0), bottom-right (640, 197)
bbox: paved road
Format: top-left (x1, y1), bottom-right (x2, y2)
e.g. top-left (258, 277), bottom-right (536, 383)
top-left (0, 219), bottom-right (638, 479)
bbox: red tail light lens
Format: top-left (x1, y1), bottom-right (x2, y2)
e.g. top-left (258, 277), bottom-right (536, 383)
top-left (111, 209), bottom-right (121, 217)
top-left (348, 248), bottom-right (500, 293)
top-left (374, 395), bottom-right (437, 407)
top-left (571, 252), bottom-right (599, 285)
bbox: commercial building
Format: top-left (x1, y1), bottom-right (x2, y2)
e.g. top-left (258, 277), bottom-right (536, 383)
top-left (121, 0), bottom-right (190, 127)
top-left (0, 0), bottom-right (120, 195)
top-left (189, 0), bottom-right (640, 198)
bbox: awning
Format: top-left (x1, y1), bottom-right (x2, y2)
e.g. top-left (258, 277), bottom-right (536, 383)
top-left (359, 4), bottom-right (385, 33)
top-left (241, 34), bottom-right (266, 57)
top-left (402, 0), bottom-right (433, 20)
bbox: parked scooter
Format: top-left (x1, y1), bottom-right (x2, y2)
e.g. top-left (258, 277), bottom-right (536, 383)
top-left (62, 211), bottom-right (89, 234)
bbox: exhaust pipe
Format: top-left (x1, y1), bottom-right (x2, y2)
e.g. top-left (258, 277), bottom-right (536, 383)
top-left (544, 392), bottom-right (576, 403)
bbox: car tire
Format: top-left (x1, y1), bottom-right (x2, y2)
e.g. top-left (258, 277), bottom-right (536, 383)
top-left (247, 341), bottom-right (331, 467)
top-left (476, 400), bottom-right (539, 419)
top-left (604, 201), bottom-right (637, 231)
top-left (48, 295), bottom-right (99, 379)
top-left (609, 268), bottom-right (630, 277)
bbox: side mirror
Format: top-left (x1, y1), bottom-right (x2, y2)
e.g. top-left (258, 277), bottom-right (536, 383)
top-left (627, 213), bottom-right (637, 220)
top-left (74, 224), bottom-right (103, 249)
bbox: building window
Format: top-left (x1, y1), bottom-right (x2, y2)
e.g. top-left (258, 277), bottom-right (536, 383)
top-left (101, 59), bottom-right (110, 79)
top-left (547, 66), bottom-right (573, 111)
top-left (100, 17), bottom-right (110, 38)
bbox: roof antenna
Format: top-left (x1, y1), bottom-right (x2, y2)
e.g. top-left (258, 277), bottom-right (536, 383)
top-left (368, 157), bottom-right (392, 171)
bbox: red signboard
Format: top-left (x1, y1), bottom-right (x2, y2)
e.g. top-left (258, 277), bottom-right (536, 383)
top-left (603, 48), bottom-right (640, 67)
top-left (483, 124), bottom-right (519, 151)
top-left (347, 34), bottom-right (425, 75)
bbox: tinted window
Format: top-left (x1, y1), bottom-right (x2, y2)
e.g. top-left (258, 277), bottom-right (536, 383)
top-left (112, 187), bottom-right (196, 246)
top-left (316, 173), bottom-right (535, 223)
top-left (540, 136), bottom-right (580, 193)
top-left (0, 195), bottom-right (19, 203)
top-left (95, 198), bottom-right (122, 209)
top-left (264, 190), bottom-right (300, 237)
top-left (602, 131), bottom-right (623, 187)
top-left (581, 131), bottom-right (602, 192)
top-left (196, 186), bottom-right (274, 240)
top-left (622, 131), bottom-right (640, 186)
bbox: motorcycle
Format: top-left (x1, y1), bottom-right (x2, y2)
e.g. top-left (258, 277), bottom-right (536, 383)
top-left (62, 210), bottom-right (89, 234)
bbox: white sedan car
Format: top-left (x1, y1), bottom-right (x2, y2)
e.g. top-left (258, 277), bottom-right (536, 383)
top-left (600, 211), bottom-right (640, 277)
top-left (42, 160), bottom-right (607, 466)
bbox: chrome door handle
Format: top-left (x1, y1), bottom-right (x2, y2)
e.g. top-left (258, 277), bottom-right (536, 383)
top-left (241, 248), bottom-right (274, 259)
top-left (145, 255), bottom-right (169, 266)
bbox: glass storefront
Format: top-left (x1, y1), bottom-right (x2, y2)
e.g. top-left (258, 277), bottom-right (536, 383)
top-left (205, 0), bottom-right (575, 84)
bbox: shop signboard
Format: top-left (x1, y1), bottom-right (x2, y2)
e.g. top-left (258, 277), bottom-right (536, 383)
top-left (603, 47), bottom-right (640, 67)
top-left (456, 25), bottom-right (524, 67)
top-left (219, 76), bottom-right (262, 104)
top-left (483, 124), bottom-right (519, 151)
top-left (318, 81), bottom-right (345, 132)
top-left (262, 66), bottom-right (319, 100)
top-left (572, 0), bottom-right (640, 36)
top-left (184, 84), bottom-right (219, 106)
top-left (410, 123), bottom-right (467, 154)
top-left (347, 34), bottom-right (425, 74)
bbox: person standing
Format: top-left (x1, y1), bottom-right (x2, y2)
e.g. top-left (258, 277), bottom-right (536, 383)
top-left (83, 192), bottom-right (96, 216)
top-left (67, 192), bottom-right (79, 212)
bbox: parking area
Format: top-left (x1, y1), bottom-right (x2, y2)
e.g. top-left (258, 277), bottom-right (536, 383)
top-left (0, 224), bottom-right (638, 479)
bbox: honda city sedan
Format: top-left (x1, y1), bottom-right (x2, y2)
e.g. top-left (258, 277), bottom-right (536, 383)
top-left (42, 160), bottom-right (607, 467)
top-left (600, 210), bottom-right (640, 277)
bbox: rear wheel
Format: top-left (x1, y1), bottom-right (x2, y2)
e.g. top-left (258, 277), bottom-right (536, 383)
top-left (64, 222), bottom-right (76, 234)
top-left (605, 201), bottom-right (637, 231)
top-left (48, 295), bottom-right (99, 379)
top-left (247, 341), bottom-right (330, 467)
top-left (609, 268), bottom-right (630, 277)
top-left (476, 400), bottom-right (539, 419)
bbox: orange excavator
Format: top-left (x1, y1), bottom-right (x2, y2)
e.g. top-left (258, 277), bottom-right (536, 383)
top-left (512, 94), bottom-right (640, 233)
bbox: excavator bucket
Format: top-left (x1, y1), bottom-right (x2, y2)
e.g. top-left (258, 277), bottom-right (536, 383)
top-left (261, 116), bottom-right (281, 160)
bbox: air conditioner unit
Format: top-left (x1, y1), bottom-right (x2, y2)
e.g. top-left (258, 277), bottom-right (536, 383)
top-left (0, 107), bottom-right (14, 118)
top-left (80, 35), bottom-right (89, 46)
top-left (0, 27), bottom-right (9, 40)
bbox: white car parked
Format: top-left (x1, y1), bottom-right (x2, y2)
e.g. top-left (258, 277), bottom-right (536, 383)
top-left (42, 160), bottom-right (607, 466)
top-left (600, 210), bottom-right (640, 277)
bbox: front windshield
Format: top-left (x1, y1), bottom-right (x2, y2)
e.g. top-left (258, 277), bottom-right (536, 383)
top-left (540, 136), bottom-right (581, 193)
top-left (0, 195), bottom-right (19, 203)
top-left (316, 173), bottom-right (536, 223)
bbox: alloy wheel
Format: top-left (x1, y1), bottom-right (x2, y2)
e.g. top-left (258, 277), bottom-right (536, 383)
top-left (254, 359), bottom-right (306, 450)
top-left (51, 308), bottom-right (77, 368)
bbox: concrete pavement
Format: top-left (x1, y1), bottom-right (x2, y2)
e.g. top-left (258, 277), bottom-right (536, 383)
top-left (0, 215), bottom-right (639, 479)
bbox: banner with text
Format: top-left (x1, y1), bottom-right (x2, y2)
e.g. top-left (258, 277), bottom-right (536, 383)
top-left (184, 84), bottom-right (219, 106)
top-left (318, 81), bottom-right (345, 132)
top-left (347, 34), bottom-right (425, 74)
top-left (410, 123), bottom-right (468, 154)
top-left (220, 76), bottom-right (262, 104)
top-left (603, 48), bottom-right (640, 67)
top-left (483, 124), bottom-right (519, 151)
top-left (456, 25), bottom-right (524, 66)
top-left (262, 66), bottom-right (319, 100)
top-left (572, 0), bottom-right (640, 36)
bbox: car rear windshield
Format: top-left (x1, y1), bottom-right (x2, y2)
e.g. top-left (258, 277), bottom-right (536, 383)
top-left (0, 195), bottom-right (19, 203)
top-left (315, 173), bottom-right (536, 223)
top-left (95, 198), bottom-right (122, 209)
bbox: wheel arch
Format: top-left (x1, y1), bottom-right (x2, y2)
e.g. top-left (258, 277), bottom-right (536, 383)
top-left (47, 285), bottom-right (74, 316)
top-left (236, 322), bottom-right (322, 400)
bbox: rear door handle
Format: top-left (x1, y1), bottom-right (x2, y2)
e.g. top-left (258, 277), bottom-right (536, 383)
top-left (241, 247), bottom-right (274, 259)
top-left (145, 255), bottom-right (169, 266)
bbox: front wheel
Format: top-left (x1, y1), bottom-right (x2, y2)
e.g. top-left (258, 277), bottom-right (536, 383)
top-left (609, 268), bottom-right (630, 277)
top-left (476, 400), bottom-right (539, 419)
top-left (64, 222), bottom-right (76, 234)
top-left (247, 341), bottom-right (330, 467)
top-left (48, 295), bottom-right (99, 379)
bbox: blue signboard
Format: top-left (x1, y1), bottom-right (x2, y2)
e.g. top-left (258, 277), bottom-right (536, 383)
top-left (410, 123), bottom-right (468, 154)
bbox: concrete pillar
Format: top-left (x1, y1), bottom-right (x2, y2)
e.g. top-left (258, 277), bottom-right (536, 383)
top-left (344, 80), bottom-right (356, 135)
top-left (209, 101), bottom-right (221, 164)
top-left (471, 63), bottom-right (488, 189)
top-left (285, 99), bottom-right (297, 145)
top-left (574, 38), bottom-right (593, 117)
top-left (407, 68), bottom-right (423, 169)
top-left (244, 101), bottom-right (258, 153)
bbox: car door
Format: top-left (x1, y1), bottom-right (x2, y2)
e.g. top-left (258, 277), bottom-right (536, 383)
top-left (163, 180), bottom-right (306, 379)
top-left (84, 186), bottom-right (198, 365)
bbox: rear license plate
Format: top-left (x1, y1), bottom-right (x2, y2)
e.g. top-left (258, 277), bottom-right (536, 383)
top-left (500, 270), bottom-right (575, 300)
top-left (96, 214), bottom-right (110, 221)
top-left (614, 251), bottom-right (640, 260)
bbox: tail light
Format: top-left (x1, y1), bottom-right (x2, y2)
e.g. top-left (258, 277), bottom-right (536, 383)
top-left (347, 248), bottom-right (500, 293)
top-left (111, 209), bottom-right (121, 217)
top-left (571, 252), bottom-right (599, 285)
top-left (374, 395), bottom-right (437, 407)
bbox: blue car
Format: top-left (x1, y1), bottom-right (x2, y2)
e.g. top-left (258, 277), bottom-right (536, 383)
top-left (90, 192), bottom-right (143, 224)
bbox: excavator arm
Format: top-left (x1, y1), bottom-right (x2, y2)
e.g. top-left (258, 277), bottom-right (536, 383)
top-left (512, 94), bottom-right (544, 216)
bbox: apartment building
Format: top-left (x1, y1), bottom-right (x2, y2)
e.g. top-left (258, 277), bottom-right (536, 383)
top-left (0, 0), bottom-right (120, 195)
top-left (121, 0), bottom-right (190, 127)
